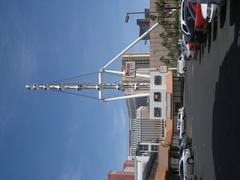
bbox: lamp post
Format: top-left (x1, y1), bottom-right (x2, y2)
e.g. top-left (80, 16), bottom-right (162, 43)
top-left (125, 8), bottom-right (150, 23)
top-left (125, 11), bottom-right (144, 23)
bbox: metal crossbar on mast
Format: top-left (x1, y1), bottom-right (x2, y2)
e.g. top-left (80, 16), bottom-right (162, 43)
top-left (26, 22), bottom-right (159, 101)
top-left (25, 82), bottom-right (150, 101)
top-left (26, 82), bottom-right (150, 91)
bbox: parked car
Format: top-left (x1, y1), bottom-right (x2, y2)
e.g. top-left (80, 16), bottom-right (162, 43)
top-left (200, 3), bottom-right (218, 23)
top-left (187, 0), bottom-right (208, 34)
top-left (179, 118), bottom-right (186, 140)
top-left (177, 120), bottom-right (181, 131)
top-left (179, 148), bottom-right (194, 180)
top-left (177, 107), bottom-right (185, 130)
top-left (176, 107), bottom-right (186, 140)
top-left (180, 0), bottom-right (205, 47)
top-left (177, 54), bottom-right (186, 76)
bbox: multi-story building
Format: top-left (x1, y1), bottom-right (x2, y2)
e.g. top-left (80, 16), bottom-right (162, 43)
top-left (108, 0), bottom-right (183, 178)
top-left (121, 53), bottom-right (173, 156)
top-left (108, 171), bottom-right (134, 180)
top-left (129, 106), bottom-right (165, 156)
top-left (122, 52), bottom-right (151, 156)
top-left (108, 160), bottom-right (135, 180)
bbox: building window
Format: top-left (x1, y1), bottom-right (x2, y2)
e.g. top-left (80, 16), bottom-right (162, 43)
top-left (151, 145), bottom-right (158, 152)
top-left (136, 60), bottom-right (149, 65)
top-left (154, 92), bottom-right (161, 102)
top-left (154, 107), bottom-right (162, 117)
top-left (162, 132), bottom-right (165, 137)
top-left (154, 76), bottom-right (162, 85)
top-left (140, 145), bottom-right (149, 151)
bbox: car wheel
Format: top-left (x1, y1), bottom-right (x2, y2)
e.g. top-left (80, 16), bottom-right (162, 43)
top-left (183, 67), bottom-right (186, 72)
top-left (187, 157), bottom-right (194, 165)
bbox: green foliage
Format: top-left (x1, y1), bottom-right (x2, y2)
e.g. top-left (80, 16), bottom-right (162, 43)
top-left (154, 0), bottom-right (181, 67)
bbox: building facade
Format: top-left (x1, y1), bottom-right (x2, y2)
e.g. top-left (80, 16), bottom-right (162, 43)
top-left (121, 53), bottom-right (173, 157)
top-left (108, 160), bottom-right (135, 180)
top-left (129, 106), bottom-right (165, 156)
top-left (108, 171), bottom-right (134, 180)
top-left (108, 0), bottom-right (182, 178)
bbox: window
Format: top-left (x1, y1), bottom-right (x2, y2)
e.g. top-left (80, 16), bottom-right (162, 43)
top-left (154, 107), bottom-right (161, 117)
top-left (140, 145), bottom-right (149, 151)
top-left (154, 76), bottom-right (162, 85)
top-left (154, 92), bottom-right (161, 102)
top-left (182, 24), bottom-right (188, 34)
top-left (136, 60), bottom-right (149, 65)
top-left (139, 25), bottom-right (150, 40)
top-left (151, 145), bottom-right (158, 152)
top-left (162, 132), bottom-right (165, 137)
top-left (178, 113), bottom-right (181, 119)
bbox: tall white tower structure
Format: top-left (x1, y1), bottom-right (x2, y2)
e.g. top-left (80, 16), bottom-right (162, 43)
top-left (26, 23), bottom-right (160, 102)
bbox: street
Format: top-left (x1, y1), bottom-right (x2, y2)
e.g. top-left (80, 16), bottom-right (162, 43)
top-left (184, 0), bottom-right (240, 179)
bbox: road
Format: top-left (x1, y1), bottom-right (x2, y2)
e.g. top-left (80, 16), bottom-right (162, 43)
top-left (184, 0), bottom-right (240, 179)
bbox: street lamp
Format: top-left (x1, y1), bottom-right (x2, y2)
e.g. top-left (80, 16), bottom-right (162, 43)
top-left (125, 8), bottom-right (177, 23)
top-left (125, 11), bottom-right (145, 23)
top-left (124, 9), bottom-right (150, 23)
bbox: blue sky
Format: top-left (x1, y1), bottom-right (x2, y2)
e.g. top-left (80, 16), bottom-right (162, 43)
top-left (0, 0), bottom-right (149, 180)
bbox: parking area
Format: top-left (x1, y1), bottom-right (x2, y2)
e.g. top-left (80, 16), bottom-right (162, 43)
top-left (184, 0), bottom-right (240, 179)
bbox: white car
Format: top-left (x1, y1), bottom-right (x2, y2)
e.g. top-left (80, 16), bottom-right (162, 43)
top-left (177, 107), bottom-right (185, 130)
top-left (201, 3), bottom-right (218, 23)
top-left (177, 107), bottom-right (186, 140)
top-left (177, 54), bottom-right (186, 76)
top-left (179, 119), bottom-right (186, 140)
top-left (179, 148), bottom-right (194, 180)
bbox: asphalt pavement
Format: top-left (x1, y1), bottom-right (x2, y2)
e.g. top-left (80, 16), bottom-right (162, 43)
top-left (184, 1), bottom-right (240, 179)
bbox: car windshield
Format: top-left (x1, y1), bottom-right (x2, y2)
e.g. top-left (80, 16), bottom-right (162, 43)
top-left (182, 24), bottom-right (188, 34)
top-left (183, 35), bottom-right (190, 44)
top-left (182, 0), bottom-right (188, 21)
top-left (181, 35), bottom-right (189, 52)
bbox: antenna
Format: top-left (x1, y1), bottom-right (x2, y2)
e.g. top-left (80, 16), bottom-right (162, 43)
top-left (26, 23), bottom-right (159, 101)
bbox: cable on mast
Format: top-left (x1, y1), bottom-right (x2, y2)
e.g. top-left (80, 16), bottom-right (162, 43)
top-left (57, 90), bottom-right (99, 100)
top-left (49, 71), bottom-right (98, 83)
top-left (26, 23), bottom-right (160, 101)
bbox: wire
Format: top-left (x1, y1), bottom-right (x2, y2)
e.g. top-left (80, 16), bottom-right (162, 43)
top-left (49, 71), bottom-right (98, 83)
top-left (56, 90), bottom-right (100, 101)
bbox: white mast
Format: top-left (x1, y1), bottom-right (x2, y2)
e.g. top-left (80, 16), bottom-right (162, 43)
top-left (26, 23), bottom-right (160, 101)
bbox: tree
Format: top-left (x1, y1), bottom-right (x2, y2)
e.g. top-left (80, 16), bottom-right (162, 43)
top-left (155, 0), bottom-right (180, 67)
